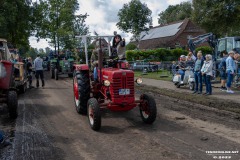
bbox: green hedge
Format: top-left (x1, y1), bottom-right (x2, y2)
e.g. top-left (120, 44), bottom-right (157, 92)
top-left (195, 46), bottom-right (213, 56)
top-left (126, 48), bottom-right (188, 61)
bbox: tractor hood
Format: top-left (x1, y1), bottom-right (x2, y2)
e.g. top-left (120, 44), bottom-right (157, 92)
top-left (101, 68), bottom-right (134, 81)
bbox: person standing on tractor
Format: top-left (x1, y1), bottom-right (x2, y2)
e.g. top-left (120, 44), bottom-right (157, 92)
top-left (34, 54), bottom-right (45, 88)
top-left (112, 34), bottom-right (126, 60)
top-left (26, 57), bottom-right (34, 89)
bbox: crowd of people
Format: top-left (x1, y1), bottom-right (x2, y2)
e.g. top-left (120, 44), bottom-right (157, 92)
top-left (174, 49), bottom-right (240, 95)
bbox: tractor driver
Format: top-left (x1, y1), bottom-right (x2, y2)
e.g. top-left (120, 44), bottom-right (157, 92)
top-left (90, 40), bottom-right (109, 82)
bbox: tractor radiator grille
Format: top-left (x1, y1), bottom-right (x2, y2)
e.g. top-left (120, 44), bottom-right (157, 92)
top-left (112, 76), bottom-right (134, 99)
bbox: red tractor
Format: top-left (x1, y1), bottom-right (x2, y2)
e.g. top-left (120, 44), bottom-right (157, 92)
top-left (0, 38), bottom-right (18, 118)
top-left (73, 36), bottom-right (157, 131)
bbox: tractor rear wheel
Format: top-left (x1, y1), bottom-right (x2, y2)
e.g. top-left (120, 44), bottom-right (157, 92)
top-left (87, 98), bottom-right (101, 131)
top-left (54, 68), bottom-right (58, 80)
top-left (7, 91), bottom-right (18, 119)
top-left (73, 70), bottom-right (90, 114)
top-left (139, 94), bottom-right (157, 124)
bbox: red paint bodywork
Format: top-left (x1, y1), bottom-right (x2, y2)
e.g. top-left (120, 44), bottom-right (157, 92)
top-left (0, 60), bottom-right (13, 90)
top-left (74, 63), bottom-right (140, 112)
top-left (97, 68), bottom-right (136, 111)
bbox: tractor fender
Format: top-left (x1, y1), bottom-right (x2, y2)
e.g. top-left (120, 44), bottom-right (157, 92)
top-left (73, 64), bottom-right (89, 71)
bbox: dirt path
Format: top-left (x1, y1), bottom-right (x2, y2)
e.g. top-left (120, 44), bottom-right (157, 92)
top-left (0, 73), bottom-right (240, 160)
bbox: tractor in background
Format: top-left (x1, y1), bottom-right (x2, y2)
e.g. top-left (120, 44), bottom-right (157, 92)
top-left (0, 38), bottom-right (18, 119)
top-left (50, 51), bottom-right (75, 80)
top-left (73, 35), bottom-right (157, 131)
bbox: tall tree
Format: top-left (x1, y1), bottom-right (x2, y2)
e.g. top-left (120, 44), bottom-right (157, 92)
top-left (192, 0), bottom-right (240, 37)
top-left (0, 0), bottom-right (32, 49)
top-left (33, 0), bottom-right (88, 52)
top-left (117, 0), bottom-right (152, 37)
top-left (158, 2), bottom-right (192, 25)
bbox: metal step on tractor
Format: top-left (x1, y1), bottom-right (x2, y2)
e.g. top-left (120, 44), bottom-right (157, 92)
top-left (73, 35), bottom-right (157, 131)
top-left (0, 38), bottom-right (18, 119)
top-left (50, 51), bottom-right (75, 80)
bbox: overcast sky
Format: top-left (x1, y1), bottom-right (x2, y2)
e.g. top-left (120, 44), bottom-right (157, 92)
top-left (29, 0), bottom-right (190, 49)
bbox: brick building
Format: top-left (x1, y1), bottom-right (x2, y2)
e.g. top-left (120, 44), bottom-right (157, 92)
top-left (135, 18), bottom-right (206, 50)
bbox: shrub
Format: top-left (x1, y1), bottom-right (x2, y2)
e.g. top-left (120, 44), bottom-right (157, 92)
top-left (126, 43), bottom-right (137, 50)
top-left (195, 46), bottom-right (213, 56)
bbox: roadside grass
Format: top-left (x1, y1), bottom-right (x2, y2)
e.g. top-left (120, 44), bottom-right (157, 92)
top-left (134, 70), bottom-right (172, 81)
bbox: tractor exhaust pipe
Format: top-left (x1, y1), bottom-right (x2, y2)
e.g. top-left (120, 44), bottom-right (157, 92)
top-left (98, 38), bottom-right (103, 70)
top-left (98, 38), bottom-right (103, 82)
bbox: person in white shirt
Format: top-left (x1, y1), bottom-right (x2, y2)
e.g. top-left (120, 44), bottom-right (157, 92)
top-left (201, 54), bottom-right (213, 95)
top-left (34, 54), bottom-right (45, 88)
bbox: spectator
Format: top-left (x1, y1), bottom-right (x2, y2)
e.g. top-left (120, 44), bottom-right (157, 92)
top-left (218, 51), bottom-right (228, 91)
top-left (26, 57), bottom-right (34, 89)
top-left (186, 53), bottom-right (195, 68)
top-left (178, 55), bottom-right (187, 84)
top-left (226, 51), bottom-right (236, 93)
top-left (193, 51), bottom-right (204, 94)
top-left (201, 54), bottom-right (213, 95)
top-left (188, 51), bottom-right (196, 61)
top-left (233, 51), bottom-right (240, 76)
top-left (34, 54), bottom-right (45, 88)
top-left (171, 61), bottom-right (177, 75)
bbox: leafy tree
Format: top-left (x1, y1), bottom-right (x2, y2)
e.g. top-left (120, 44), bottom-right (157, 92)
top-left (33, 0), bottom-right (88, 53)
top-left (0, 0), bottom-right (32, 49)
top-left (158, 2), bottom-right (192, 25)
top-left (117, 0), bottom-right (152, 37)
top-left (126, 43), bottom-right (137, 50)
top-left (192, 0), bottom-right (240, 37)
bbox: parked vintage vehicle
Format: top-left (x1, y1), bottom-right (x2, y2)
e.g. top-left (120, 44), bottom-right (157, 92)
top-left (0, 38), bottom-right (18, 118)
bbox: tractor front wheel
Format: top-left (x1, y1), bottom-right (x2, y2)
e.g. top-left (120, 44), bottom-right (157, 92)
top-left (73, 70), bottom-right (90, 114)
top-left (87, 98), bottom-right (101, 131)
top-left (7, 91), bottom-right (18, 119)
top-left (139, 94), bottom-right (157, 124)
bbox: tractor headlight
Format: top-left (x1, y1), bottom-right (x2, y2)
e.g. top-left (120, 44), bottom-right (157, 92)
top-left (135, 77), bottom-right (143, 85)
top-left (103, 80), bottom-right (111, 87)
